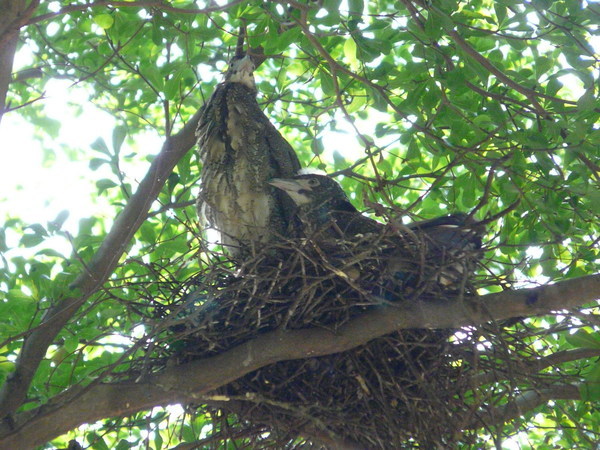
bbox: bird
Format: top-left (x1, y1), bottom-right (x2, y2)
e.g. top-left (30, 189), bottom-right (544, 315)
top-left (268, 173), bottom-right (382, 239)
top-left (269, 173), bottom-right (484, 292)
top-left (196, 52), bottom-right (302, 258)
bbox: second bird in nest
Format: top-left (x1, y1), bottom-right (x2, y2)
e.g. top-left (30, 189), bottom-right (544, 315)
top-left (269, 173), bottom-right (485, 290)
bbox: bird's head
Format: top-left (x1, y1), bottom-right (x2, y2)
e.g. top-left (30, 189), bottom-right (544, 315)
top-left (224, 55), bottom-right (256, 89)
top-left (268, 174), bottom-right (357, 213)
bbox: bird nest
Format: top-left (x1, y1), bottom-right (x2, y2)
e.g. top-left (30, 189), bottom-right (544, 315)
top-left (145, 230), bottom-right (534, 448)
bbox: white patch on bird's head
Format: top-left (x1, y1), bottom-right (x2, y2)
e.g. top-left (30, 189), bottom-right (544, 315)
top-left (297, 168), bottom-right (327, 176)
top-left (226, 55), bottom-right (256, 89)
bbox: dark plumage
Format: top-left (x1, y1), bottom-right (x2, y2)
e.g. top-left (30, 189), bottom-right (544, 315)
top-left (270, 173), bottom-right (484, 289)
top-left (387, 213), bottom-right (484, 288)
top-left (197, 55), bottom-right (302, 257)
top-left (268, 173), bottom-right (381, 238)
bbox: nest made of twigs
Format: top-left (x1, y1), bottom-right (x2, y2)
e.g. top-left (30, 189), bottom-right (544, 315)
top-left (143, 230), bottom-right (535, 448)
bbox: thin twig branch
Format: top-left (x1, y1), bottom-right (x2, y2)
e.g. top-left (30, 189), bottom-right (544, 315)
top-left (468, 383), bottom-right (581, 429)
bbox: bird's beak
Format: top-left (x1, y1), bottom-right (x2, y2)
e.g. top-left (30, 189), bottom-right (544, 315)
top-left (268, 178), bottom-right (304, 193)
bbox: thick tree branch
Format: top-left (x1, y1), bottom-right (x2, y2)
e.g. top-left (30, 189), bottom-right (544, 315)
top-left (0, 0), bottom-right (32, 126)
top-left (1, 273), bottom-right (598, 447)
top-left (0, 109), bottom-right (202, 421)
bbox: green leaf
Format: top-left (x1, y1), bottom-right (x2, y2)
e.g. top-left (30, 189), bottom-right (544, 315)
top-left (153, 433), bottom-right (163, 450)
top-left (63, 334), bottom-right (79, 353)
top-left (93, 14), bottom-right (114, 30)
top-left (546, 76), bottom-right (563, 96)
top-left (182, 424), bottom-right (196, 442)
top-left (21, 233), bottom-right (45, 247)
top-left (579, 362), bottom-right (600, 401)
top-left (115, 439), bottom-right (133, 450)
top-left (36, 248), bottom-right (65, 258)
top-left (25, 223), bottom-right (47, 236)
top-left (7, 288), bottom-right (34, 302)
top-left (577, 89), bottom-right (596, 112)
top-left (48, 210), bottom-right (69, 232)
top-left (32, 116), bottom-right (61, 138)
top-left (348, 0), bottom-right (364, 16)
top-left (424, 19), bottom-right (443, 42)
top-left (164, 77), bottom-right (180, 100)
top-left (166, 172), bottom-right (179, 193)
top-left (87, 432), bottom-right (110, 450)
top-left (535, 56), bottom-right (553, 79)
top-left (343, 38), bottom-right (358, 69)
top-left (265, 27), bottom-right (300, 53)
top-left (139, 61), bottom-right (165, 91)
top-left (579, 382), bottom-right (600, 402)
top-left (565, 330), bottom-right (600, 349)
top-left (406, 139), bottom-right (420, 161)
top-left (89, 157), bottom-right (109, 170)
top-left (312, 137), bottom-right (324, 156)
top-left (366, 85), bottom-right (387, 112)
top-left (112, 126), bottom-right (127, 154)
top-left (96, 179), bottom-right (118, 194)
top-left (319, 69), bottom-right (335, 96)
top-left (139, 222), bottom-right (157, 244)
top-left (494, 4), bottom-right (507, 25)
top-left (91, 138), bottom-right (110, 156)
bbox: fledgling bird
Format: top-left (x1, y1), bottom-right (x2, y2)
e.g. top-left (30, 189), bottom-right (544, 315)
top-left (197, 54), bottom-right (302, 258)
top-left (268, 173), bottom-right (382, 239)
top-left (269, 173), bottom-right (484, 290)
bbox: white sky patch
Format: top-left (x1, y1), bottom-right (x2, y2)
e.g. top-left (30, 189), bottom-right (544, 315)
top-left (321, 128), bottom-right (363, 161)
top-left (526, 246), bottom-right (543, 260)
top-left (320, 109), bottom-right (401, 168)
top-left (1, 75), bottom-right (165, 240)
top-left (45, 21), bottom-right (60, 37)
top-left (1, 92), bottom-right (112, 233)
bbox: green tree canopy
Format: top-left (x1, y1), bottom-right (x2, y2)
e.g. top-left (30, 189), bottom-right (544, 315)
top-left (1, 0), bottom-right (599, 448)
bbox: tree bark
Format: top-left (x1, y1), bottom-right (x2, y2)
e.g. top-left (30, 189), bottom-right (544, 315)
top-left (0, 0), bottom-right (27, 125)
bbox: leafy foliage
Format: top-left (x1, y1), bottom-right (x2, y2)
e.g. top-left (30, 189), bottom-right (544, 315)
top-left (1, 0), bottom-right (599, 448)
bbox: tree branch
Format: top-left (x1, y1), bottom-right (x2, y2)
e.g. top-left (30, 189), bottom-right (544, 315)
top-left (468, 383), bottom-right (582, 430)
top-left (0, 0), bottom-right (32, 125)
top-left (472, 348), bottom-right (600, 387)
top-left (1, 273), bottom-right (598, 447)
top-left (0, 109), bottom-right (203, 421)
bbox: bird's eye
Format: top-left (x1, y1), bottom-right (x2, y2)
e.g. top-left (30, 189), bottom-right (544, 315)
top-left (307, 178), bottom-right (320, 187)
